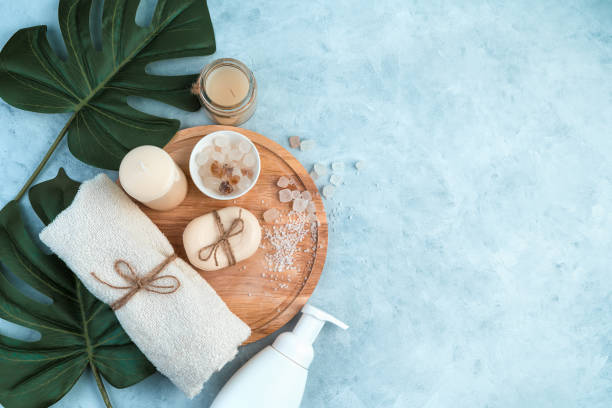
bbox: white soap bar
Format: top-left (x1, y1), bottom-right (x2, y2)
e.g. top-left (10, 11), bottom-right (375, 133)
top-left (183, 206), bottom-right (261, 271)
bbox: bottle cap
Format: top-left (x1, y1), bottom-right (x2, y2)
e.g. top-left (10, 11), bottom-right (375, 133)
top-left (272, 304), bottom-right (348, 369)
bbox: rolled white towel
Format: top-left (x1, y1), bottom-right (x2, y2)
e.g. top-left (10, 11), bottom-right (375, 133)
top-left (39, 174), bottom-right (251, 398)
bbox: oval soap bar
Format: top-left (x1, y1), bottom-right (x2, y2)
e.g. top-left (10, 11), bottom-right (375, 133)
top-left (183, 206), bottom-right (261, 271)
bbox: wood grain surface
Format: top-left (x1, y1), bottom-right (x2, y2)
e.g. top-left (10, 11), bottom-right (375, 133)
top-left (139, 125), bottom-right (327, 343)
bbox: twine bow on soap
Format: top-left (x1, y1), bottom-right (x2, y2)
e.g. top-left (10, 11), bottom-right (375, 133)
top-left (199, 210), bottom-right (244, 267)
top-left (91, 254), bottom-right (180, 310)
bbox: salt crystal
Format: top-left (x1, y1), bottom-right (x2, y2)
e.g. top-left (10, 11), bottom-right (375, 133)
top-left (243, 153), bottom-right (256, 167)
top-left (221, 145), bottom-right (230, 155)
top-left (279, 189), bottom-right (293, 202)
top-left (196, 150), bottom-right (210, 166)
top-left (355, 160), bottom-right (365, 170)
top-left (214, 135), bottom-right (229, 147)
top-left (293, 198), bottom-right (308, 212)
top-left (238, 140), bottom-right (251, 153)
top-left (301, 191), bottom-right (312, 201)
top-left (211, 151), bottom-right (224, 162)
top-left (322, 185), bottom-right (335, 199)
top-left (330, 174), bottom-right (342, 185)
top-left (277, 176), bottom-right (290, 188)
top-left (291, 190), bottom-right (300, 200)
top-left (228, 148), bottom-right (243, 161)
top-left (198, 166), bottom-right (209, 179)
top-left (306, 201), bottom-right (316, 213)
top-left (263, 208), bottom-right (280, 223)
top-left (289, 136), bottom-right (301, 149)
top-left (203, 177), bottom-right (221, 191)
top-left (331, 161), bottom-right (344, 172)
top-left (238, 178), bottom-right (251, 191)
top-left (300, 139), bottom-right (315, 151)
top-left (232, 167), bottom-right (241, 177)
top-left (310, 170), bottom-right (319, 180)
top-left (313, 163), bottom-right (327, 176)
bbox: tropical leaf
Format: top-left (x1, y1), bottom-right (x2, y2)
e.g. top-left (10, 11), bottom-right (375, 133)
top-left (0, 169), bottom-right (155, 408)
top-left (0, 0), bottom-right (215, 170)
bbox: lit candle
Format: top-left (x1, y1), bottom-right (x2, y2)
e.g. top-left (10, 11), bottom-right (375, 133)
top-left (195, 58), bottom-right (257, 126)
top-left (119, 145), bottom-right (187, 211)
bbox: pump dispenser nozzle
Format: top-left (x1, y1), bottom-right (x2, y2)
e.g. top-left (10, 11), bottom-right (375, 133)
top-left (272, 304), bottom-right (349, 369)
top-left (211, 304), bottom-right (348, 408)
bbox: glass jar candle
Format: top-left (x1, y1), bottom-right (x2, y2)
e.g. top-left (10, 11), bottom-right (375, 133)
top-left (195, 58), bottom-right (257, 126)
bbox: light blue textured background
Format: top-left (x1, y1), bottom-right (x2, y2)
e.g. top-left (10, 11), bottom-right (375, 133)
top-left (1, 0), bottom-right (612, 407)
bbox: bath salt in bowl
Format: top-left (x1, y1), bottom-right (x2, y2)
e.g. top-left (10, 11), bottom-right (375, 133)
top-left (189, 130), bottom-right (261, 200)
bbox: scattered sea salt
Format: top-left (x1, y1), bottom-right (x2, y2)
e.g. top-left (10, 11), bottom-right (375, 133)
top-left (313, 163), bottom-right (327, 176)
top-left (330, 174), bottom-right (342, 186)
top-left (300, 191), bottom-right (312, 201)
top-left (331, 161), bottom-right (344, 172)
top-left (289, 136), bottom-right (301, 149)
top-left (306, 200), bottom-right (316, 213)
top-left (291, 190), bottom-right (300, 200)
top-left (263, 208), bottom-right (280, 223)
top-left (300, 139), bottom-right (315, 151)
top-left (264, 211), bottom-right (314, 273)
top-left (277, 176), bottom-right (290, 188)
top-left (322, 185), bottom-right (335, 199)
top-left (355, 160), bottom-right (365, 170)
top-left (279, 189), bottom-right (293, 202)
top-left (310, 170), bottom-right (319, 180)
top-left (293, 198), bottom-right (308, 212)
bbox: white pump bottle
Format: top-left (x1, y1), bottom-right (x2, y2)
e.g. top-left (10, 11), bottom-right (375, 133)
top-left (210, 304), bottom-right (348, 408)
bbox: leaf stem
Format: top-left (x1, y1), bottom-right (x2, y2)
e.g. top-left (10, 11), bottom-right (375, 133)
top-left (77, 279), bottom-right (114, 408)
top-left (14, 113), bottom-right (76, 201)
top-left (91, 365), bottom-right (113, 408)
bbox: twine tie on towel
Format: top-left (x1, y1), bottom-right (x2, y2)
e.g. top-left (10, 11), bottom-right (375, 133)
top-left (198, 210), bottom-right (244, 266)
top-left (91, 254), bottom-right (180, 310)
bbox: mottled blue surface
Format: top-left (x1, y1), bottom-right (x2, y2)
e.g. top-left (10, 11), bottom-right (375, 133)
top-left (1, 0), bottom-right (612, 407)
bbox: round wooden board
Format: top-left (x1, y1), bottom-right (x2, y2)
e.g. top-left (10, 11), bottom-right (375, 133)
top-left (139, 125), bottom-right (327, 343)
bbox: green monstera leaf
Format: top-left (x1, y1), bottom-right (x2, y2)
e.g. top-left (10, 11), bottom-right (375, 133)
top-left (0, 169), bottom-right (155, 408)
top-left (0, 0), bottom-right (215, 200)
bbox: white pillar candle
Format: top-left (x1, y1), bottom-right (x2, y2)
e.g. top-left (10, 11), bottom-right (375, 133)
top-left (119, 145), bottom-right (187, 211)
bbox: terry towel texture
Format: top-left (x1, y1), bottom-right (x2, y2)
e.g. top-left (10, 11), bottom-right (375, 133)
top-left (39, 174), bottom-right (251, 398)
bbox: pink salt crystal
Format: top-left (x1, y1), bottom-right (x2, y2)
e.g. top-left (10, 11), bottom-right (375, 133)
top-left (279, 189), bottom-right (292, 202)
top-left (289, 136), bottom-right (301, 149)
top-left (263, 208), bottom-right (280, 223)
top-left (291, 190), bottom-right (300, 200)
top-left (293, 198), bottom-right (308, 212)
top-left (306, 201), bottom-right (316, 213)
top-left (277, 176), bottom-right (290, 188)
top-left (300, 191), bottom-right (312, 201)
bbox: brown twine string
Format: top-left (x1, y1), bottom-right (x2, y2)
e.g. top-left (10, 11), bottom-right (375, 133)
top-left (198, 210), bottom-right (244, 267)
top-left (191, 81), bottom-right (202, 96)
top-left (91, 254), bottom-right (180, 310)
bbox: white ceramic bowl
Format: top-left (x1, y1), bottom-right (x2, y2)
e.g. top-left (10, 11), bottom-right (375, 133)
top-left (189, 130), bottom-right (261, 200)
